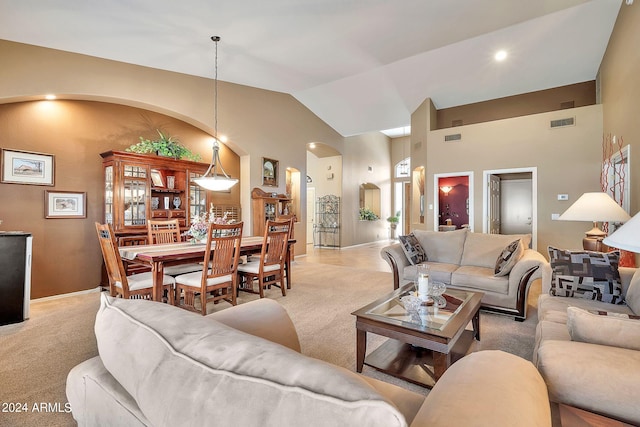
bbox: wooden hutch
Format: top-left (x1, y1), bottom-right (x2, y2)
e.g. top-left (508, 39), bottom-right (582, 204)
top-left (251, 187), bottom-right (296, 237)
top-left (101, 151), bottom-right (240, 240)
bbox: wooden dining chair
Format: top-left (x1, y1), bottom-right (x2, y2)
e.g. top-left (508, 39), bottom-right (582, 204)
top-left (147, 219), bottom-right (203, 276)
top-left (237, 218), bottom-right (292, 298)
top-left (173, 222), bottom-right (244, 315)
top-left (95, 222), bottom-right (175, 303)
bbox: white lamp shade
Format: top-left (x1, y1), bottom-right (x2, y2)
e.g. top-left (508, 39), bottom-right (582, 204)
top-left (603, 212), bottom-right (640, 253)
top-left (558, 192), bottom-right (631, 222)
top-left (193, 176), bottom-right (238, 191)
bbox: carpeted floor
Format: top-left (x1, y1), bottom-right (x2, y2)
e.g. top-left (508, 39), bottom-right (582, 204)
top-left (0, 258), bottom-right (540, 426)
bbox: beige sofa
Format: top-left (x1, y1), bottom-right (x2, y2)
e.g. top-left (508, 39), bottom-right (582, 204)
top-left (534, 265), bottom-right (640, 425)
top-left (381, 229), bottom-right (551, 320)
top-left (67, 294), bottom-right (551, 426)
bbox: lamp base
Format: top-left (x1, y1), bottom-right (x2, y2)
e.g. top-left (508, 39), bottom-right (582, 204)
top-left (583, 236), bottom-right (609, 252)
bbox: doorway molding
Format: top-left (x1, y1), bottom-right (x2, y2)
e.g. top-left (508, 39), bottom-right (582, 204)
top-left (482, 167), bottom-right (538, 250)
top-left (433, 171), bottom-right (474, 232)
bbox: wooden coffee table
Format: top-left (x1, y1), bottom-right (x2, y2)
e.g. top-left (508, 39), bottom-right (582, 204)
top-left (352, 283), bottom-right (483, 388)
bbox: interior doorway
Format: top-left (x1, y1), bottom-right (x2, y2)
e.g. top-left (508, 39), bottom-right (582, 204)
top-left (483, 168), bottom-right (537, 249)
top-left (433, 172), bottom-right (474, 232)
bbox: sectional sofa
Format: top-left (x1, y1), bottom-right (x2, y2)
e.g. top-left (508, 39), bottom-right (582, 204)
top-left (380, 229), bottom-right (551, 320)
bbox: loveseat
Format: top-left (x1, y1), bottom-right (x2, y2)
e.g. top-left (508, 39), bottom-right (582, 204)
top-left (381, 229), bottom-right (551, 320)
top-left (534, 247), bottom-right (640, 425)
top-left (67, 294), bottom-right (552, 426)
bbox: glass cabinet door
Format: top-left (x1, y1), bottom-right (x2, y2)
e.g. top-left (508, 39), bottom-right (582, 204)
top-left (105, 166), bottom-right (114, 225)
top-left (123, 164), bottom-right (147, 226)
top-left (189, 172), bottom-right (207, 220)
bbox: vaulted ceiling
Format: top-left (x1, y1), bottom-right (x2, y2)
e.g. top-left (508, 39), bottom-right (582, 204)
top-left (0, 0), bottom-right (622, 136)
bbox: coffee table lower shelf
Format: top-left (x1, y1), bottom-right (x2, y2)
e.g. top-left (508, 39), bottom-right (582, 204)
top-left (364, 330), bottom-right (476, 388)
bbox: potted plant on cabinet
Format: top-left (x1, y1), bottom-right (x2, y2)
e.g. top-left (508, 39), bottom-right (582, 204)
top-left (126, 130), bottom-right (201, 161)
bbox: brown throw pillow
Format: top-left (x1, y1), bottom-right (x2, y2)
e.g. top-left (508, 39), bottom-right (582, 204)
top-left (494, 239), bottom-right (524, 276)
top-left (548, 246), bottom-right (623, 304)
top-left (398, 233), bottom-right (427, 265)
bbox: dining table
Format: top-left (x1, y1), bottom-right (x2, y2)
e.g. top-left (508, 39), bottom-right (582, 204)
top-left (119, 236), bottom-right (295, 302)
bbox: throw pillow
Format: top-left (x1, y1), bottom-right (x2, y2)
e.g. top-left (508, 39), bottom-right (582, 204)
top-left (567, 306), bottom-right (640, 351)
top-left (548, 246), bottom-right (624, 304)
top-left (494, 239), bottom-right (524, 276)
top-left (398, 233), bottom-right (427, 265)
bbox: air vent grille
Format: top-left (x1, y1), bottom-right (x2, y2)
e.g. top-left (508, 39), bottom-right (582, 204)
top-left (550, 117), bottom-right (575, 128)
top-left (444, 133), bottom-right (462, 142)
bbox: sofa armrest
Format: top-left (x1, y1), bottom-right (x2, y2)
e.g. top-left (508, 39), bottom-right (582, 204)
top-left (208, 299), bottom-right (301, 352)
top-left (411, 350), bottom-right (551, 427)
top-left (380, 243), bottom-right (410, 289)
top-left (510, 249), bottom-right (549, 287)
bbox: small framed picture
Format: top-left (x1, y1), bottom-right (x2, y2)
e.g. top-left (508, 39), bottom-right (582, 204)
top-left (150, 169), bottom-right (164, 187)
top-left (45, 191), bottom-right (87, 219)
top-left (1, 148), bottom-right (55, 186)
top-left (262, 157), bottom-right (278, 187)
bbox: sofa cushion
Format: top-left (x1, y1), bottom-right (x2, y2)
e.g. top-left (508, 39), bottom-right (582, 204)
top-left (494, 239), bottom-right (525, 276)
top-left (398, 233), bottom-right (427, 265)
top-left (548, 247), bottom-right (624, 304)
top-left (414, 228), bottom-right (468, 265)
top-left (567, 306), bottom-right (640, 351)
top-left (451, 265), bottom-right (509, 294)
top-left (624, 269), bottom-right (640, 314)
top-left (460, 232), bottom-right (529, 269)
top-left (403, 262), bottom-right (458, 285)
top-left (94, 294), bottom-right (406, 427)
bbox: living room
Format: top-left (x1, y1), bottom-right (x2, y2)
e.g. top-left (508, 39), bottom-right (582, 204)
top-left (1, 1), bottom-right (639, 425)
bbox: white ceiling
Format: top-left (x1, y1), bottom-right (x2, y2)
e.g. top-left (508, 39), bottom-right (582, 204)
top-left (0, 0), bottom-right (622, 136)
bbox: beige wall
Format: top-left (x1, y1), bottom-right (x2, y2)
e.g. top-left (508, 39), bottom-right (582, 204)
top-left (411, 103), bottom-right (604, 255)
top-left (600, 3), bottom-right (640, 216)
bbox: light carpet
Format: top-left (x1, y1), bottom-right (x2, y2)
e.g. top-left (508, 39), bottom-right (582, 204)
top-left (0, 261), bottom-right (539, 426)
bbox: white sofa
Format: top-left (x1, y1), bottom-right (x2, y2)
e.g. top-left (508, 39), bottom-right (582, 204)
top-left (381, 229), bottom-right (551, 320)
top-left (534, 263), bottom-right (640, 425)
top-left (67, 294), bottom-right (552, 426)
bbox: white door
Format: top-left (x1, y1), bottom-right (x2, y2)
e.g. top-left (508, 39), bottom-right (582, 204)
top-left (500, 179), bottom-right (533, 235)
top-left (306, 187), bottom-right (315, 245)
top-left (488, 175), bottom-right (501, 234)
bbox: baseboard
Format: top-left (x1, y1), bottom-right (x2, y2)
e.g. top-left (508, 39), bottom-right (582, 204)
top-left (31, 286), bottom-right (102, 303)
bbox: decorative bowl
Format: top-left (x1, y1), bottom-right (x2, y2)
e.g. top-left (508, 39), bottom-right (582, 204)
top-left (427, 281), bottom-right (447, 297)
top-left (400, 295), bottom-right (421, 312)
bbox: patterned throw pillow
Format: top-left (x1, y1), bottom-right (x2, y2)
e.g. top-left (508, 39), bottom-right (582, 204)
top-left (494, 239), bottom-right (524, 276)
top-left (548, 246), bottom-right (624, 304)
top-left (398, 233), bottom-right (427, 265)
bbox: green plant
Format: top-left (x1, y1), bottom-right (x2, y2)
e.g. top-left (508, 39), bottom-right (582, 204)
top-left (126, 130), bottom-right (201, 161)
top-left (386, 211), bottom-right (401, 224)
top-left (359, 207), bottom-right (379, 221)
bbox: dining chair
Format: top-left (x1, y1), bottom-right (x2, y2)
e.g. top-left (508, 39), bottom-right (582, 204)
top-left (237, 218), bottom-right (292, 298)
top-left (147, 219), bottom-right (203, 276)
top-left (173, 222), bottom-right (244, 315)
top-left (95, 222), bottom-right (175, 303)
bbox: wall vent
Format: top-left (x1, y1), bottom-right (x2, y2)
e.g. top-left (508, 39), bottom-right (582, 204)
top-left (560, 101), bottom-right (575, 109)
top-left (444, 133), bottom-right (462, 142)
top-left (452, 119), bottom-right (463, 127)
top-left (550, 117), bottom-right (575, 128)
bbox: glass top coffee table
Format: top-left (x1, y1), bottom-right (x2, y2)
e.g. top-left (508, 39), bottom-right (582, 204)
top-left (351, 283), bottom-right (483, 388)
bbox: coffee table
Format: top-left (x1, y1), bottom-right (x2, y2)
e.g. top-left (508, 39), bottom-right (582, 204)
top-left (352, 283), bottom-right (483, 388)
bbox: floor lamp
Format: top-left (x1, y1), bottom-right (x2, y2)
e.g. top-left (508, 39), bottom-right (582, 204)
top-left (558, 192), bottom-right (631, 251)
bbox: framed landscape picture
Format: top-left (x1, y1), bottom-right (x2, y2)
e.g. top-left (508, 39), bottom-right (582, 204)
top-left (1, 148), bottom-right (55, 186)
top-left (262, 157), bottom-right (278, 187)
top-left (45, 190), bottom-right (87, 219)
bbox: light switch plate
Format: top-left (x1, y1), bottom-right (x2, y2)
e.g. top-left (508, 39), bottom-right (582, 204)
top-left (552, 213), bottom-right (560, 220)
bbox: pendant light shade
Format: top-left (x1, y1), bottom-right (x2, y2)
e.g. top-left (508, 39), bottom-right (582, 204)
top-left (195, 36), bottom-right (238, 192)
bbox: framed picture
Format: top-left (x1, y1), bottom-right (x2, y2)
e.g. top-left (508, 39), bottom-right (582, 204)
top-left (45, 190), bottom-right (87, 219)
top-left (1, 148), bottom-right (55, 186)
top-left (262, 157), bottom-right (278, 187)
top-left (150, 169), bottom-right (164, 187)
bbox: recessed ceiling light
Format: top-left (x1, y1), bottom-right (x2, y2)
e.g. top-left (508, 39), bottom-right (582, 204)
top-left (494, 50), bottom-right (507, 62)
top-left (45, 94), bottom-right (57, 100)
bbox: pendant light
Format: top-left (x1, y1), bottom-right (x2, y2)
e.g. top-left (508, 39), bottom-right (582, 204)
top-left (194, 36), bottom-right (239, 192)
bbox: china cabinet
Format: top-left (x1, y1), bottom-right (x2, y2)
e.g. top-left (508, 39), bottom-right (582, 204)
top-left (101, 151), bottom-right (225, 238)
top-left (251, 187), bottom-right (295, 237)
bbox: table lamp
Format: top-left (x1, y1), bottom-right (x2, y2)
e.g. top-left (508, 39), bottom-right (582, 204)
top-left (603, 211), bottom-right (640, 253)
top-left (558, 192), bottom-right (631, 251)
